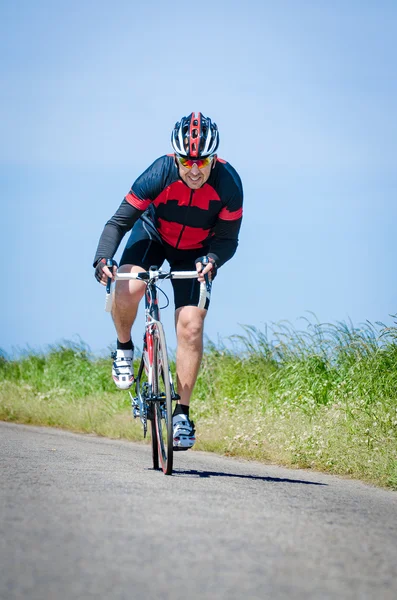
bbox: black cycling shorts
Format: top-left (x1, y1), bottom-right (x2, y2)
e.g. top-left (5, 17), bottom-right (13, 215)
top-left (120, 216), bottom-right (211, 310)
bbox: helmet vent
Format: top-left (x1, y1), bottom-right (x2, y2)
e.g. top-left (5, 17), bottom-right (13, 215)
top-left (193, 119), bottom-right (198, 126)
top-left (192, 128), bottom-right (198, 139)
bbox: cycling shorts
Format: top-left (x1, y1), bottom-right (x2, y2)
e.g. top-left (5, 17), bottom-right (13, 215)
top-left (120, 216), bottom-right (211, 310)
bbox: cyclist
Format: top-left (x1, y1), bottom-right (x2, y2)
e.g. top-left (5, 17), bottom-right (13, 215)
top-left (93, 112), bottom-right (243, 450)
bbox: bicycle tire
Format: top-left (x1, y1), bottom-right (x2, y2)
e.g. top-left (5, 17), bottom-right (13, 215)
top-left (152, 322), bottom-right (173, 475)
top-left (150, 404), bottom-right (159, 471)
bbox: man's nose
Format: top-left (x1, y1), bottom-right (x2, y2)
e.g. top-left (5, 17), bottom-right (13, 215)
top-left (191, 163), bottom-right (200, 175)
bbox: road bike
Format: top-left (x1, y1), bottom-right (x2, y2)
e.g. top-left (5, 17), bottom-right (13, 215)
top-left (105, 264), bottom-right (209, 475)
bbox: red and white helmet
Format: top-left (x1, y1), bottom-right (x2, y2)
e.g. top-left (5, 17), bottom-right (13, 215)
top-left (171, 112), bottom-right (219, 158)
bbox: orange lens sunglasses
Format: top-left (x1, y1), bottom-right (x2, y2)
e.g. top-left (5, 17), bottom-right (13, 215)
top-left (177, 155), bottom-right (214, 169)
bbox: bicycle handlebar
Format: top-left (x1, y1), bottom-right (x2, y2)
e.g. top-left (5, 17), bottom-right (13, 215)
top-left (115, 270), bottom-right (199, 281)
top-left (105, 269), bottom-right (209, 312)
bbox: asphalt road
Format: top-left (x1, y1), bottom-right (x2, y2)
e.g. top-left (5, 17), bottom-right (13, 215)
top-left (1, 422), bottom-right (396, 600)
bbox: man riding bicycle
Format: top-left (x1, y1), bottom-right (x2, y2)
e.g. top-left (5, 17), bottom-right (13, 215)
top-left (93, 112), bottom-right (243, 450)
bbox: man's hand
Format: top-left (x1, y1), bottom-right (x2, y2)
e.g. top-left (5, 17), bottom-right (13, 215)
top-left (195, 256), bottom-right (217, 283)
top-left (94, 258), bottom-right (118, 286)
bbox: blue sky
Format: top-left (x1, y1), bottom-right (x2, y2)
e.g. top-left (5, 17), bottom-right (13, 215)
top-left (1, 0), bottom-right (396, 356)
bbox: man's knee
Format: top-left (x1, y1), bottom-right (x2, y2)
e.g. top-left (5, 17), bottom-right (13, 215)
top-left (115, 264), bottom-right (146, 302)
top-left (176, 307), bottom-right (206, 345)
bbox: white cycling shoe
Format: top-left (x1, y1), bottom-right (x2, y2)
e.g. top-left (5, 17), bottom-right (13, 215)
top-left (173, 413), bottom-right (196, 450)
top-left (111, 349), bottom-right (134, 390)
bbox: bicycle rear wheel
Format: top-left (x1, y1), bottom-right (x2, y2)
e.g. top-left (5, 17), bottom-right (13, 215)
top-left (152, 323), bottom-right (173, 475)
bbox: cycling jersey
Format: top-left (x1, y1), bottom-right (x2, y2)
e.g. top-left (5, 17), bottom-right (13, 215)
top-left (93, 154), bottom-right (243, 268)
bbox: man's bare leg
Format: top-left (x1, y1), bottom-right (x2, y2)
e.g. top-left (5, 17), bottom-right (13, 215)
top-left (174, 305), bottom-right (207, 406)
top-left (112, 264), bottom-right (146, 341)
top-left (110, 264), bottom-right (146, 390)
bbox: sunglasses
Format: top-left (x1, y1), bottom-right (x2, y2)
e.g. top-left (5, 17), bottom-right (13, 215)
top-left (177, 155), bottom-right (214, 169)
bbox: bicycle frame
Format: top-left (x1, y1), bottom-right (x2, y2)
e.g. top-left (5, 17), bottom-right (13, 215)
top-left (134, 276), bottom-right (176, 434)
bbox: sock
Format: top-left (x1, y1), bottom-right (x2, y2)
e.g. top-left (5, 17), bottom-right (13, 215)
top-left (117, 339), bottom-right (134, 351)
top-left (173, 403), bottom-right (189, 417)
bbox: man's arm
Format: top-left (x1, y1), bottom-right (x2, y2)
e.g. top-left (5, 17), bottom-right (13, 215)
top-left (206, 161), bottom-right (243, 268)
top-left (207, 206), bottom-right (243, 267)
top-left (93, 200), bottom-right (142, 267)
top-left (93, 155), bottom-right (175, 267)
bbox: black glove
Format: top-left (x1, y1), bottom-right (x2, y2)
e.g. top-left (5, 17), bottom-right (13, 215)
top-left (195, 256), bottom-right (218, 280)
top-left (94, 258), bottom-right (118, 283)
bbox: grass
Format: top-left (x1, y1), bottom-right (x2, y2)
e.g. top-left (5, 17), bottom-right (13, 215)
top-left (1, 318), bottom-right (397, 489)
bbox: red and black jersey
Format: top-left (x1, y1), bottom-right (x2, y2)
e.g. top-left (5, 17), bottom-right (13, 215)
top-left (94, 155), bottom-right (243, 268)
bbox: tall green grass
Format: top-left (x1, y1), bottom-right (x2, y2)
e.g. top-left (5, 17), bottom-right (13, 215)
top-left (1, 318), bottom-right (396, 489)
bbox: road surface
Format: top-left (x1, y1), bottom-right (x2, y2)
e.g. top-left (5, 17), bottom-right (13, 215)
top-left (1, 422), bottom-right (396, 599)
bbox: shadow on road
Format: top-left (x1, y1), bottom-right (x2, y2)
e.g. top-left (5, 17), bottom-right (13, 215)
top-left (173, 469), bottom-right (327, 485)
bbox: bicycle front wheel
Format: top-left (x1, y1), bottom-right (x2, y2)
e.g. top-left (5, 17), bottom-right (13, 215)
top-left (152, 322), bottom-right (173, 475)
top-left (136, 352), bottom-right (159, 471)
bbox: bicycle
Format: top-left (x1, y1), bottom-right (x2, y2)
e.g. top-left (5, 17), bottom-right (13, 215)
top-left (105, 263), bottom-right (209, 475)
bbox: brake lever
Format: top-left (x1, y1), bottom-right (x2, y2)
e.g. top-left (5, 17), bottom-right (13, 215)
top-left (106, 259), bottom-right (113, 294)
top-left (201, 257), bottom-right (212, 293)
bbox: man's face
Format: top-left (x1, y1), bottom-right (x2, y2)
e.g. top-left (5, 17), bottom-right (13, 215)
top-left (177, 156), bottom-right (216, 189)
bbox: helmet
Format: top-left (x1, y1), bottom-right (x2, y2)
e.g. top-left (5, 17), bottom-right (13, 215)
top-left (171, 112), bottom-right (219, 158)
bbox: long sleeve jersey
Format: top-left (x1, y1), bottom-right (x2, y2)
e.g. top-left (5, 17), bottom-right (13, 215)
top-left (93, 154), bottom-right (243, 268)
